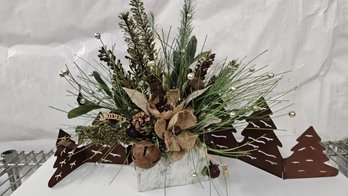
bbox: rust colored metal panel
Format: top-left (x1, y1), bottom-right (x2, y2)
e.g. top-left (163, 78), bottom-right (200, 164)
top-left (48, 130), bottom-right (132, 188)
top-left (283, 126), bottom-right (339, 179)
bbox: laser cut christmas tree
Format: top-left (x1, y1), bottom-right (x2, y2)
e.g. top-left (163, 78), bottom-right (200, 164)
top-left (284, 126), bottom-right (339, 179)
top-left (238, 99), bottom-right (284, 178)
top-left (48, 130), bottom-right (131, 187)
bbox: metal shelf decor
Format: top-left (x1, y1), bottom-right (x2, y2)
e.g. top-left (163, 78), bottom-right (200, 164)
top-left (0, 150), bottom-right (54, 196)
top-left (322, 139), bottom-right (348, 177)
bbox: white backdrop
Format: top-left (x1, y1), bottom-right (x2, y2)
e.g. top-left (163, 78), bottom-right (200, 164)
top-left (0, 0), bottom-right (347, 152)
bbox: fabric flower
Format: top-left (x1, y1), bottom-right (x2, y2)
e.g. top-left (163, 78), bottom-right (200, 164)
top-left (154, 107), bottom-right (198, 161)
top-left (147, 89), bottom-right (184, 120)
top-left (123, 87), bottom-right (204, 161)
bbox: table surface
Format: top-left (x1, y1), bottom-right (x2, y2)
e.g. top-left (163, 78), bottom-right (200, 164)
top-left (11, 155), bottom-right (348, 196)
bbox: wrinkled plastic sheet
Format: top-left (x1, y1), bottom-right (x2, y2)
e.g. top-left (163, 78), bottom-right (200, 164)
top-left (0, 0), bottom-right (348, 151)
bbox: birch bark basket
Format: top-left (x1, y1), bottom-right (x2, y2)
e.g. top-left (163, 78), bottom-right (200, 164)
top-left (136, 147), bottom-right (208, 192)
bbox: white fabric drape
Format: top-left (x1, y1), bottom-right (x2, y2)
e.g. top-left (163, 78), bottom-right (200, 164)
top-left (0, 0), bottom-right (347, 151)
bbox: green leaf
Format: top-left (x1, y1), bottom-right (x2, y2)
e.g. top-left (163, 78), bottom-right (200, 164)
top-left (173, 50), bottom-right (181, 68)
top-left (113, 93), bottom-right (123, 109)
top-left (67, 104), bottom-right (102, 119)
top-left (185, 36), bottom-right (197, 65)
top-left (93, 71), bottom-right (113, 97)
top-left (171, 50), bottom-right (181, 87)
top-left (193, 51), bottom-right (211, 62)
top-left (185, 85), bottom-right (211, 104)
top-left (201, 166), bottom-right (208, 176)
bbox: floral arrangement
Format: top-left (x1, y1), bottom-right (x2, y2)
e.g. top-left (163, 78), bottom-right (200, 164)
top-left (49, 0), bottom-right (338, 192)
top-left (59, 0), bottom-right (281, 174)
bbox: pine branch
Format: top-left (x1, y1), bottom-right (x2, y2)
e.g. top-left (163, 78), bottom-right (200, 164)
top-left (119, 4), bottom-right (166, 105)
top-left (130, 0), bottom-right (156, 61)
top-left (97, 45), bottom-right (133, 89)
top-left (119, 12), bottom-right (150, 89)
top-left (177, 0), bottom-right (194, 52)
top-left (119, 12), bottom-right (144, 67)
top-left (193, 56), bottom-right (283, 134)
top-left (171, 0), bottom-right (195, 89)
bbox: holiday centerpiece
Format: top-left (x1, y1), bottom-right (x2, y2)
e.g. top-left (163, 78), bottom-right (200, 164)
top-left (49, 0), bottom-right (338, 193)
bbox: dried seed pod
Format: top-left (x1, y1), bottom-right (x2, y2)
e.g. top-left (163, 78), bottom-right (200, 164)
top-left (132, 141), bottom-right (161, 169)
top-left (194, 53), bottom-right (216, 80)
top-left (173, 126), bottom-right (183, 135)
top-left (127, 125), bottom-right (141, 138)
top-left (157, 103), bottom-right (173, 113)
top-left (208, 161), bottom-right (220, 178)
top-left (189, 78), bottom-right (204, 90)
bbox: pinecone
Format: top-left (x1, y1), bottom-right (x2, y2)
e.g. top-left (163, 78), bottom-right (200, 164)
top-left (131, 111), bottom-right (151, 133)
top-left (195, 53), bottom-right (215, 80)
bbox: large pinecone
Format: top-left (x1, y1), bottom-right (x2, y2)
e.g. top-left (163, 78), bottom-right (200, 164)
top-left (131, 111), bottom-right (151, 133)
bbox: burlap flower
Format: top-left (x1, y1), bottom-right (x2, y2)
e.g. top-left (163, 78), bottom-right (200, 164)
top-left (154, 109), bottom-right (198, 161)
top-left (123, 87), bottom-right (206, 162)
top-left (147, 89), bottom-right (184, 120)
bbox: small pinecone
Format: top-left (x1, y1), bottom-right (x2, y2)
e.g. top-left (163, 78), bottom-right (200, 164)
top-left (195, 53), bottom-right (216, 80)
top-left (132, 111), bottom-right (151, 133)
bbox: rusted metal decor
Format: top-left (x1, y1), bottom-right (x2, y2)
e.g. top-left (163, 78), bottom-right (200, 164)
top-left (283, 127), bottom-right (339, 179)
top-left (48, 130), bottom-right (132, 188)
top-left (48, 100), bottom-right (339, 187)
top-left (203, 99), bottom-right (338, 180)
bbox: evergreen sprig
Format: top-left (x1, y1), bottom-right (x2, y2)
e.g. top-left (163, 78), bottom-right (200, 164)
top-left (171, 0), bottom-right (195, 90)
top-left (97, 45), bottom-right (132, 88)
top-left (177, 0), bottom-right (194, 52)
top-left (193, 55), bottom-right (282, 134)
top-left (119, 12), bottom-right (150, 89)
top-left (76, 122), bottom-right (132, 145)
top-left (130, 0), bottom-right (156, 61)
top-left (128, 0), bottom-right (164, 100)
